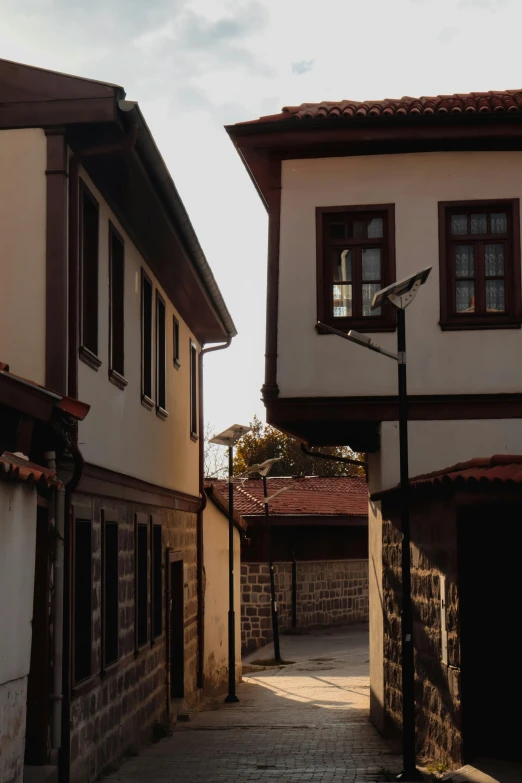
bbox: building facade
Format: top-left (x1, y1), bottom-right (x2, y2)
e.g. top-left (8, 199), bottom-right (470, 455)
top-left (227, 90), bottom-right (522, 766)
top-left (0, 58), bottom-right (236, 783)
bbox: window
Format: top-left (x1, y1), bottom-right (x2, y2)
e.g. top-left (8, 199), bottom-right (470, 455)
top-left (73, 517), bottom-right (92, 684)
top-left (173, 317), bottom-right (180, 368)
top-left (79, 182), bottom-right (101, 368)
top-left (135, 515), bottom-right (149, 650)
top-left (190, 341), bottom-right (198, 439)
top-left (156, 293), bottom-right (168, 419)
top-left (109, 224), bottom-right (127, 389)
top-left (439, 200), bottom-right (521, 329)
top-left (151, 521), bottom-right (163, 640)
top-left (316, 204), bottom-right (396, 332)
top-left (141, 271), bottom-right (153, 409)
top-left (102, 511), bottom-right (119, 669)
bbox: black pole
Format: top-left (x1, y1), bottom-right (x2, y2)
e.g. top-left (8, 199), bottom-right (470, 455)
top-left (225, 445), bottom-right (239, 703)
top-left (291, 551), bottom-right (297, 630)
top-left (396, 308), bottom-right (422, 782)
top-left (263, 475), bottom-right (281, 663)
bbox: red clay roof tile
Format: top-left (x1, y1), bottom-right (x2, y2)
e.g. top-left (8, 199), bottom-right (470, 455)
top-left (207, 476), bottom-right (368, 517)
top-left (0, 451), bottom-right (61, 488)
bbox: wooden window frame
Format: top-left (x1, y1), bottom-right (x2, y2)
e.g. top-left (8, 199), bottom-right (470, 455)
top-left (439, 199), bottom-right (522, 330)
top-left (173, 316), bottom-right (181, 369)
top-left (155, 291), bottom-right (168, 420)
top-left (135, 513), bottom-right (150, 654)
top-left (316, 204), bottom-right (396, 333)
top-left (141, 269), bottom-right (154, 410)
top-left (72, 505), bottom-right (93, 686)
top-left (101, 508), bottom-right (119, 673)
top-left (151, 517), bottom-right (163, 644)
top-left (78, 180), bottom-right (102, 370)
top-left (190, 340), bottom-right (198, 441)
top-left (108, 223), bottom-right (127, 390)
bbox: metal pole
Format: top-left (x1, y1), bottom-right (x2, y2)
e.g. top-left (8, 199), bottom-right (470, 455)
top-left (396, 308), bottom-right (422, 781)
top-left (225, 445), bottom-right (239, 703)
top-left (263, 475), bottom-right (281, 663)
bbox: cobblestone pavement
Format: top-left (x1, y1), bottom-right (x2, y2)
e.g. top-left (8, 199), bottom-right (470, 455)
top-left (104, 626), bottom-right (401, 782)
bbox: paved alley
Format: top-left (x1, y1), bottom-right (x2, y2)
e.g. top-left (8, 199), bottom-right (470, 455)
top-left (104, 626), bottom-right (400, 782)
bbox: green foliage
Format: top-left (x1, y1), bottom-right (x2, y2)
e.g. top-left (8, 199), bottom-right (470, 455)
top-left (233, 415), bottom-right (364, 477)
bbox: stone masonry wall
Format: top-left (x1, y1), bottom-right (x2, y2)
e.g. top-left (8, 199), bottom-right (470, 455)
top-left (69, 491), bottom-right (199, 783)
top-left (382, 497), bottom-right (462, 769)
top-left (241, 559), bottom-right (368, 654)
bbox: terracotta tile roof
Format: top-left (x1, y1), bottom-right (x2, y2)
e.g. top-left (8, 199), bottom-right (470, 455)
top-left (207, 476), bottom-right (368, 518)
top-left (373, 455), bottom-right (522, 499)
top-left (241, 90), bottom-right (522, 125)
top-left (0, 451), bottom-right (61, 488)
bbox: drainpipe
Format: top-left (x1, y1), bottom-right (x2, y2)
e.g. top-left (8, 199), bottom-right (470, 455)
top-left (196, 335), bottom-right (232, 690)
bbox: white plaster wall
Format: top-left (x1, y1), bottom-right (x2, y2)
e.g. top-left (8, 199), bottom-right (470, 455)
top-left (77, 169), bottom-right (200, 495)
top-left (203, 499), bottom-right (241, 692)
top-left (0, 129), bottom-right (46, 384)
top-left (279, 151), bottom-right (522, 398)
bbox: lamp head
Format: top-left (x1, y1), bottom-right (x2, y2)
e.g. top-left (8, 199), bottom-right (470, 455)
top-left (209, 423), bottom-right (251, 447)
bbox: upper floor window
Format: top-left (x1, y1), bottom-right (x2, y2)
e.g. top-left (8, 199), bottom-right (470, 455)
top-left (173, 317), bottom-right (180, 368)
top-left (79, 182), bottom-right (101, 368)
top-left (109, 224), bottom-right (127, 389)
top-left (439, 200), bottom-right (522, 330)
top-left (316, 205), bottom-right (396, 332)
top-left (141, 270), bottom-right (154, 410)
top-left (156, 292), bottom-right (168, 419)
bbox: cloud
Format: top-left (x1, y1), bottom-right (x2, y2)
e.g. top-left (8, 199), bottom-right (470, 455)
top-left (291, 60), bottom-right (314, 76)
top-left (457, 0), bottom-right (509, 10)
top-left (438, 26), bottom-right (462, 43)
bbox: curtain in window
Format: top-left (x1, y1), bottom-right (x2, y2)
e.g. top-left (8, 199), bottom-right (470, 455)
top-left (455, 245), bottom-right (474, 278)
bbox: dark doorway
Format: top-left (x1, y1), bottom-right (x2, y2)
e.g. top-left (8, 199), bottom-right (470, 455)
top-left (169, 558), bottom-right (184, 699)
top-left (25, 504), bottom-right (51, 764)
top-left (458, 503), bottom-right (521, 762)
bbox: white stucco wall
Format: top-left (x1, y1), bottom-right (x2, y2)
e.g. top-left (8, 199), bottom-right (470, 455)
top-left (279, 151), bottom-right (522, 398)
top-left (77, 169), bottom-right (200, 495)
top-left (203, 499), bottom-right (241, 694)
top-left (0, 482), bottom-right (38, 783)
top-left (0, 128), bottom-right (47, 383)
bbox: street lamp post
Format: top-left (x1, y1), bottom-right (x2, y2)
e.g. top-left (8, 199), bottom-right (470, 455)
top-left (209, 424), bottom-right (251, 703)
top-left (317, 266), bottom-right (431, 783)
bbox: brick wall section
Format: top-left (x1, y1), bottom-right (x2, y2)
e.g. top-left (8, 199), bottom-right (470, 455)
top-left (382, 497), bottom-right (462, 768)
top-left (241, 559), bottom-right (368, 654)
top-left (70, 492), bottom-right (199, 783)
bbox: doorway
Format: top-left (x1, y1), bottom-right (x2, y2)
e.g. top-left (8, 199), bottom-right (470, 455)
top-left (458, 503), bottom-right (521, 762)
top-left (168, 556), bottom-right (184, 699)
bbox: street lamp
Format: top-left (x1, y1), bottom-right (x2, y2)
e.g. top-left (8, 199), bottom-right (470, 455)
top-left (237, 458), bottom-right (288, 663)
top-left (317, 265), bottom-right (431, 783)
top-left (209, 424), bottom-right (251, 703)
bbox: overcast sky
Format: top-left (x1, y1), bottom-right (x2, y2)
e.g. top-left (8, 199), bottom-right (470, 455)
top-left (2, 0), bottom-right (521, 434)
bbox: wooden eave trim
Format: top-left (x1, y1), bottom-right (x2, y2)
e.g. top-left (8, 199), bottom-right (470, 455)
top-left (0, 372), bottom-right (56, 421)
top-left (265, 393), bottom-right (522, 422)
top-left (69, 462), bottom-right (202, 512)
top-left (0, 97), bottom-right (118, 130)
top-left (243, 514), bottom-right (368, 527)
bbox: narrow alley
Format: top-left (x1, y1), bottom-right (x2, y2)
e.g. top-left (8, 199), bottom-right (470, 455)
top-left (104, 627), bottom-right (400, 782)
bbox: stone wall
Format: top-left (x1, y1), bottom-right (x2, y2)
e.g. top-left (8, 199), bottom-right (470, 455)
top-left (69, 491), bottom-right (199, 783)
top-left (241, 559), bottom-right (368, 654)
top-left (382, 496), bottom-right (462, 768)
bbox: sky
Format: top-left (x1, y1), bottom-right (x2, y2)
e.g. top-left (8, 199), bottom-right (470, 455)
top-left (2, 0), bottom-right (521, 435)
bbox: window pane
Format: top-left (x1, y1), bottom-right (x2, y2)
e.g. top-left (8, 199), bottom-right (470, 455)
top-left (110, 230), bottom-right (124, 377)
top-left (367, 218), bottom-right (383, 238)
top-left (156, 296), bottom-right (166, 411)
top-left (142, 275), bottom-right (153, 400)
top-left (74, 519), bottom-right (92, 683)
top-left (190, 343), bottom-right (198, 436)
top-left (103, 521), bottom-right (119, 667)
top-left (470, 214), bottom-right (487, 234)
top-left (137, 523), bottom-right (148, 647)
top-left (486, 280), bottom-right (505, 312)
top-left (491, 213), bottom-right (508, 234)
top-left (363, 284), bottom-right (381, 316)
top-left (333, 284), bottom-right (352, 317)
top-left (456, 281), bottom-right (475, 313)
top-left (334, 249), bottom-right (352, 282)
top-left (329, 222), bottom-right (345, 240)
top-left (455, 245), bottom-right (475, 277)
top-left (362, 248), bottom-right (381, 281)
top-left (351, 220), bottom-right (366, 238)
top-left (451, 215), bottom-right (467, 235)
top-left (485, 244), bottom-right (504, 277)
